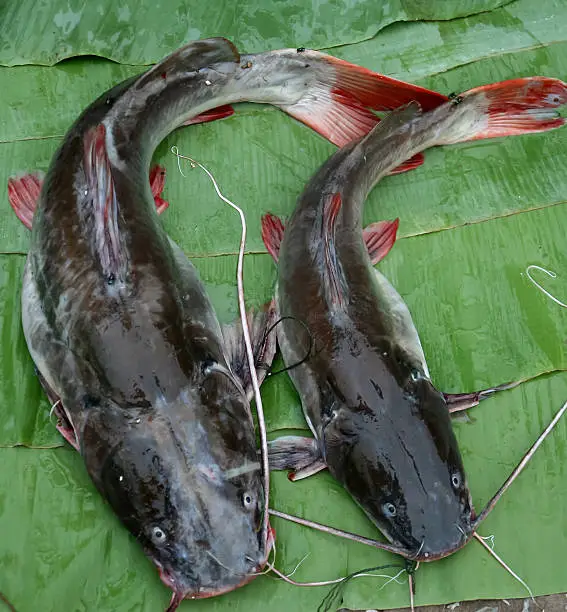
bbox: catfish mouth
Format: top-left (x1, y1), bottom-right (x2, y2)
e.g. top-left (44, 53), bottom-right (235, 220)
top-left (395, 522), bottom-right (473, 563)
top-left (410, 533), bottom-right (472, 563)
top-left (160, 525), bottom-right (276, 611)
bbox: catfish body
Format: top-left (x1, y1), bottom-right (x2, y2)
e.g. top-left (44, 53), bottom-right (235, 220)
top-left (23, 53), bottom-right (270, 604)
top-left (19, 37), bottom-right (454, 605)
top-left (263, 78), bottom-right (567, 560)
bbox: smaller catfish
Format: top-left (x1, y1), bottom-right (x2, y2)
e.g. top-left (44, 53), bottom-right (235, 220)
top-left (262, 77), bottom-right (567, 561)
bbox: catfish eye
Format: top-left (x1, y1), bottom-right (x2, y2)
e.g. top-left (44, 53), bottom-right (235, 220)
top-left (383, 502), bottom-right (397, 518)
top-left (243, 492), bottom-right (255, 508)
top-left (151, 526), bottom-right (167, 546)
top-left (410, 368), bottom-right (422, 381)
top-left (451, 473), bottom-right (462, 488)
top-left (201, 358), bottom-right (216, 376)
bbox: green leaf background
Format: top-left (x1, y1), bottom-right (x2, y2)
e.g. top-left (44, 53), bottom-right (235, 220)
top-left (1, 0), bottom-right (567, 610)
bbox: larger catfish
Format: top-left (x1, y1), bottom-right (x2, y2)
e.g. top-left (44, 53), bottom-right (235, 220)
top-left (262, 78), bottom-right (567, 561)
top-left (10, 38), bottom-right (450, 609)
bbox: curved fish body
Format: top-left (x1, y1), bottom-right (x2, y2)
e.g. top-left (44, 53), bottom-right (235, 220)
top-left (17, 38), bottom-right (453, 607)
top-left (262, 78), bottom-right (567, 561)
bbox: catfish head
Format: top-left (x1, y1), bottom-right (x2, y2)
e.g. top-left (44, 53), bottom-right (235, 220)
top-left (79, 372), bottom-right (272, 606)
top-left (321, 345), bottom-right (474, 561)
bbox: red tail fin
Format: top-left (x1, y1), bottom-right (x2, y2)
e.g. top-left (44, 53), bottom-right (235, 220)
top-left (281, 51), bottom-right (448, 149)
top-left (327, 55), bottom-right (447, 113)
top-left (458, 77), bottom-right (567, 142)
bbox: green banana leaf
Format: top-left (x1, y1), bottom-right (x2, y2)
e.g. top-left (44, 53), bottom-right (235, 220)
top-left (1, 0), bottom-right (567, 610)
top-left (0, 0), bottom-right (514, 67)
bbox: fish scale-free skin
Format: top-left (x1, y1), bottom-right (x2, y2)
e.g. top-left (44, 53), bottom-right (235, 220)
top-left (268, 78), bottom-right (567, 561)
top-left (20, 37), bottom-right (453, 605)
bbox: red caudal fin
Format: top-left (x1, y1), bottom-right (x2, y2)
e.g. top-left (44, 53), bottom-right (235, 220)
top-left (468, 77), bottom-right (567, 139)
top-left (441, 77), bottom-right (567, 144)
top-left (261, 213), bottom-right (286, 262)
top-left (363, 219), bottom-right (399, 265)
top-left (7, 172), bottom-right (44, 230)
top-left (8, 165), bottom-right (169, 230)
top-left (279, 50), bottom-right (448, 148)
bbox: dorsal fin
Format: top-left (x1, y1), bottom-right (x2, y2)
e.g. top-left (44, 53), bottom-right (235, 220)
top-left (322, 192), bottom-right (347, 308)
top-left (83, 124), bottom-right (126, 281)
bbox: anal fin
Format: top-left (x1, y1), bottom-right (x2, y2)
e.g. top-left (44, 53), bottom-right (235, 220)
top-left (389, 152), bottom-right (424, 175)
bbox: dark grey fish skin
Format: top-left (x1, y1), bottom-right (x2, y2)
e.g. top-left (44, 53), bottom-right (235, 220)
top-left (264, 79), bottom-right (567, 561)
top-left (22, 41), bottom-right (276, 605)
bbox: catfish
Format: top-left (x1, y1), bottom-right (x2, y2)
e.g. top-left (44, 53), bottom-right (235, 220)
top-left (262, 78), bottom-right (567, 561)
top-left (8, 38), bottom-right (450, 609)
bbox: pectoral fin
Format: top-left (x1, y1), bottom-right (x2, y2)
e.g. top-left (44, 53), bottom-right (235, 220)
top-left (8, 165), bottom-right (170, 230)
top-left (268, 435), bottom-right (326, 480)
top-left (445, 380), bottom-right (521, 415)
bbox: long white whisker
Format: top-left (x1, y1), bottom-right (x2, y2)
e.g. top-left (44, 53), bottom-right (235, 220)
top-left (473, 532), bottom-right (535, 602)
top-left (286, 553), bottom-right (310, 578)
top-left (49, 399), bottom-right (61, 419)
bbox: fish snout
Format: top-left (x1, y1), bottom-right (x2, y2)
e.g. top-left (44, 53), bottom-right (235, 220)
top-left (412, 521), bottom-right (471, 562)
